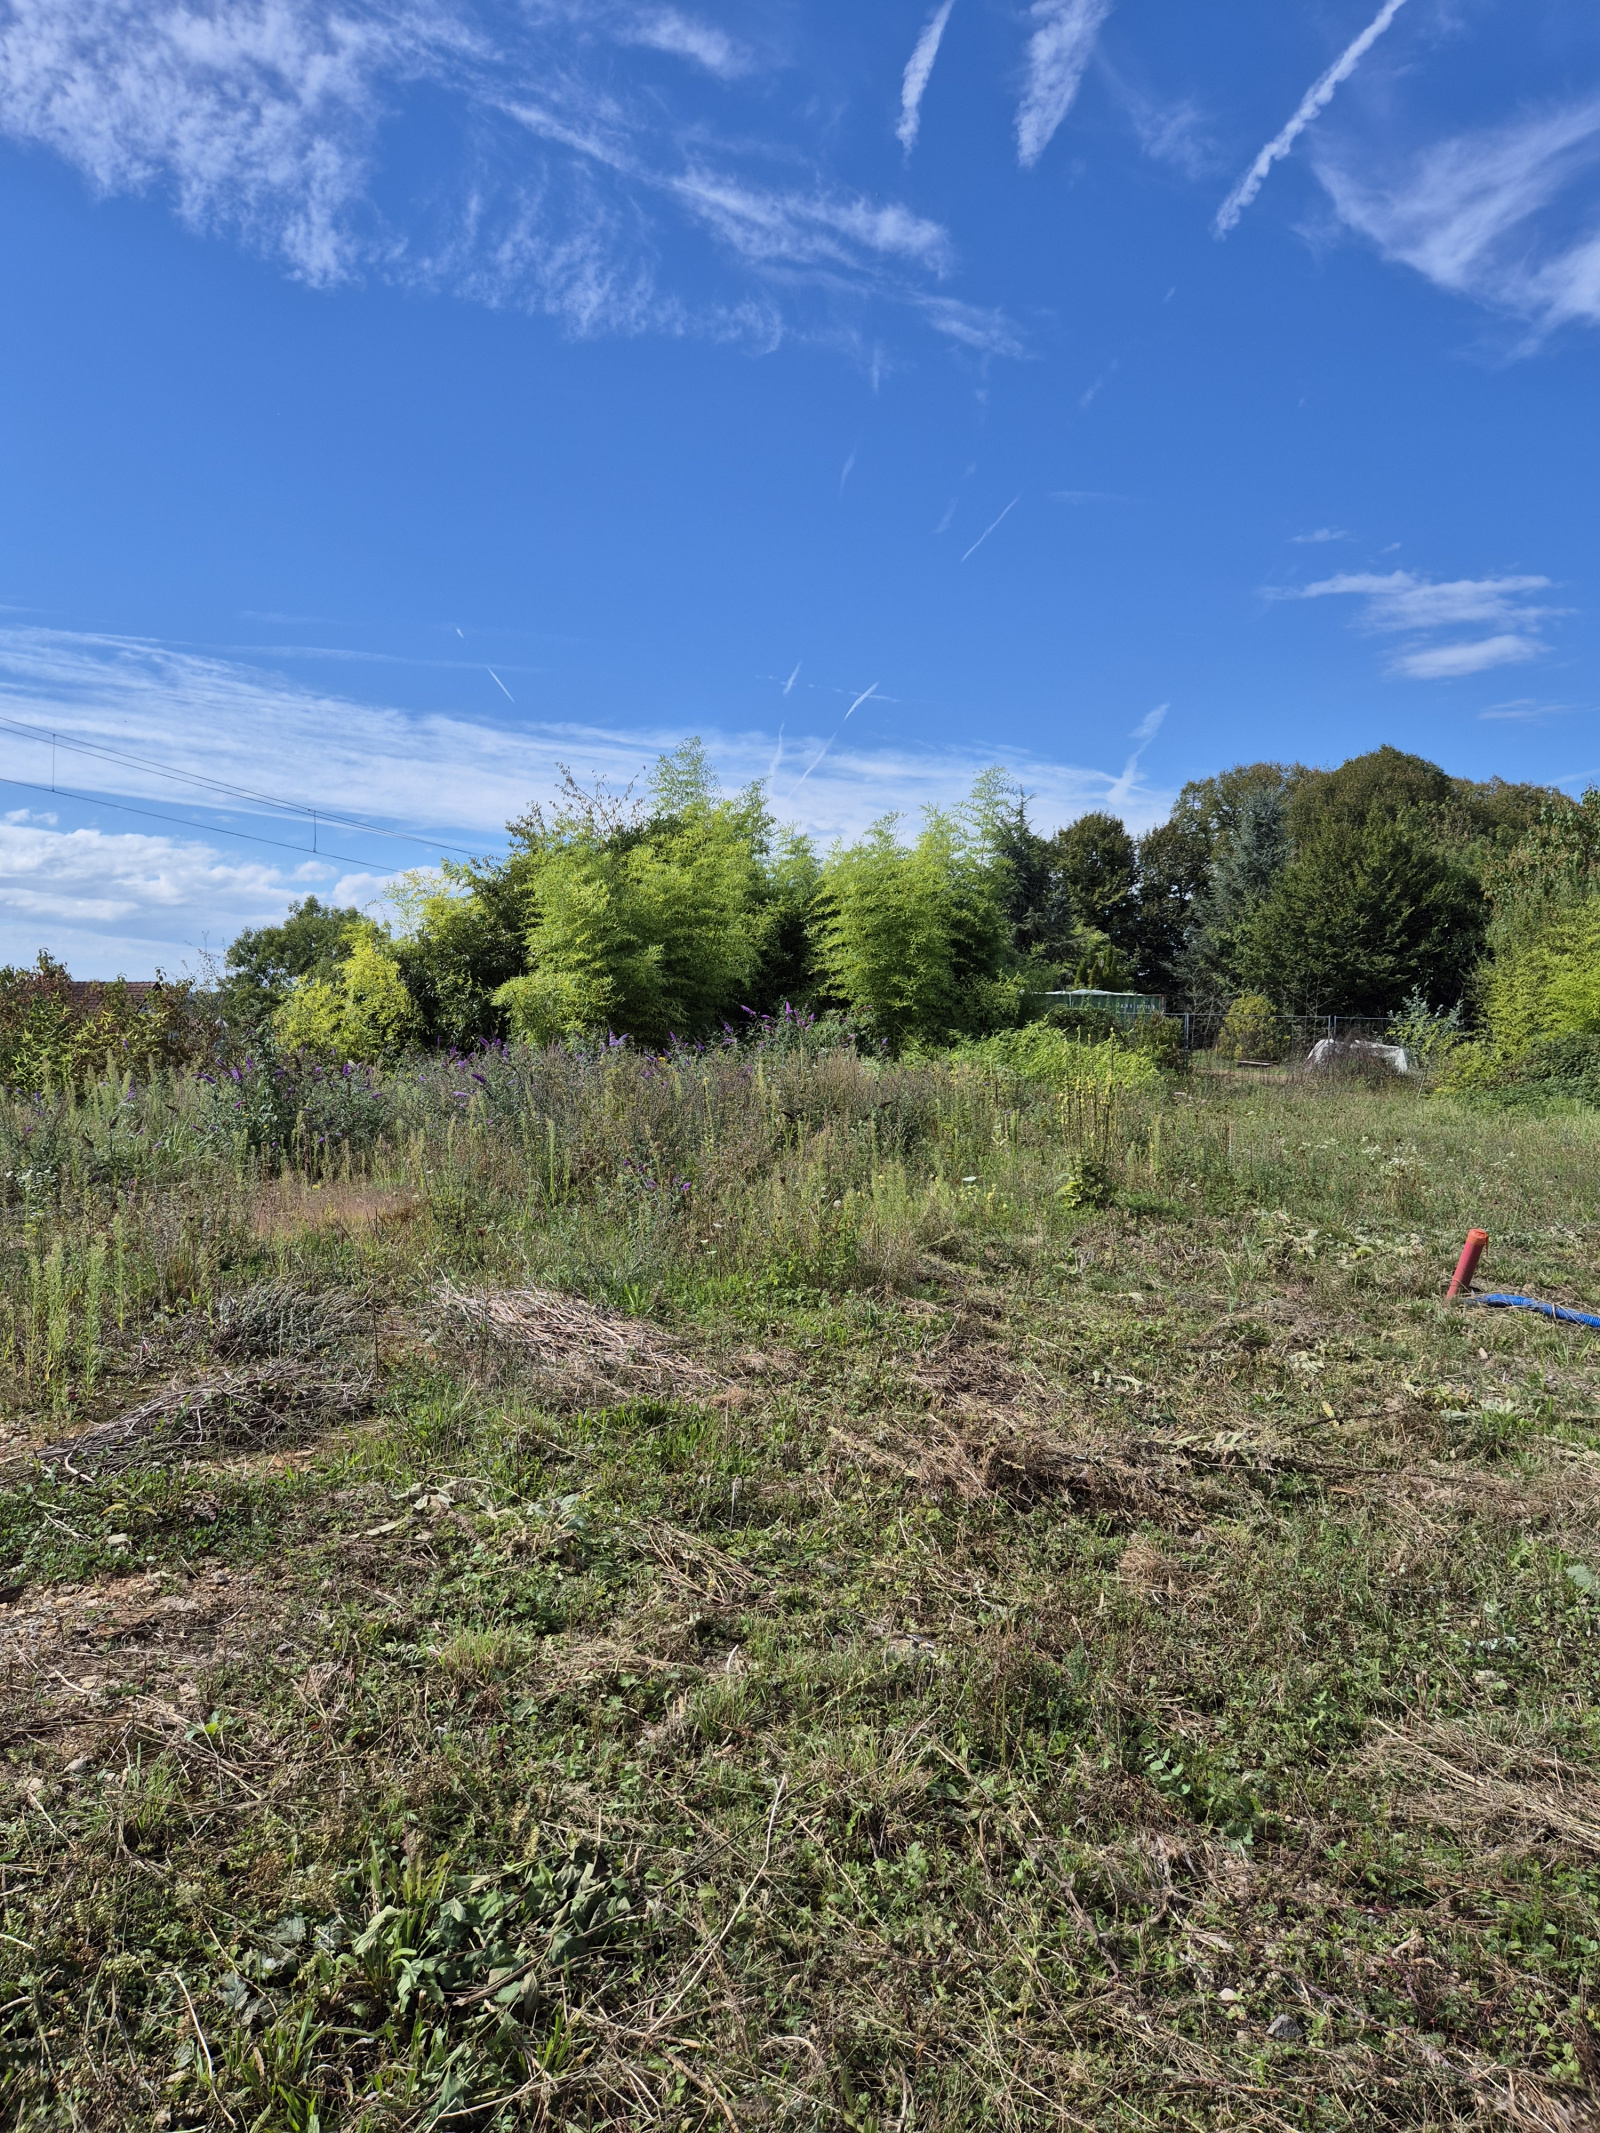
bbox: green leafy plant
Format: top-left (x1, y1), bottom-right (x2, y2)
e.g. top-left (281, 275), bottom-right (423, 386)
top-left (1215, 993), bottom-right (1285, 1062)
top-left (815, 803), bottom-right (1015, 1050)
top-left (212, 1842), bottom-right (633, 2127)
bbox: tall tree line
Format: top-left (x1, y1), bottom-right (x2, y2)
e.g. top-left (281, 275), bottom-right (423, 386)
top-left (213, 743), bottom-right (1565, 1058)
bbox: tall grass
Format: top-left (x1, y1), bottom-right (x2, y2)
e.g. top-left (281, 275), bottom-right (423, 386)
top-left (4, 1035), bottom-right (1597, 1421)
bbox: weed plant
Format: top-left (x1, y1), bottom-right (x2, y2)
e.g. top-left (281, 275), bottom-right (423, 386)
top-left (2, 1033), bottom-right (1600, 2127)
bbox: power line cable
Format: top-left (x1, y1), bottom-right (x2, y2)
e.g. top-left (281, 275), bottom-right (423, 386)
top-left (0, 713), bottom-right (488, 859)
top-left (0, 773), bottom-right (421, 871)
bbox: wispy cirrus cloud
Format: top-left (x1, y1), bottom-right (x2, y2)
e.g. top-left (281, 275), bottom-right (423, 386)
top-left (1275, 567), bottom-right (1564, 681)
top-left (1016, 0), bottom-right (1113, 170)
top-left (1314, 95), bottom-right (1600, 341)
top-left (0, 0), bottom-right (1008, 355)
top-left (621, 9), bottom-right (751, 81)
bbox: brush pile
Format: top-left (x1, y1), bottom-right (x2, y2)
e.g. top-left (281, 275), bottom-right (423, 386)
top-left (19, 1361), bottom-right (371, 1479)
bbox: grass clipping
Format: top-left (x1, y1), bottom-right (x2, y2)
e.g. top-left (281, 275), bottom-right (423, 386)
top-left (434, 1281), bottom-right (729, 1408)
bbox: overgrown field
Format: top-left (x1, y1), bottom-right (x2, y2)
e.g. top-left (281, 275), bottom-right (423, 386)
top-left (4, 1039), bottom-right (1600, 2131)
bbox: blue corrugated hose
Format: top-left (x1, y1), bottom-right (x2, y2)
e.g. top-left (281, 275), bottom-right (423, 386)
top-left (1478, 1293), bottom-right (1600, 1330)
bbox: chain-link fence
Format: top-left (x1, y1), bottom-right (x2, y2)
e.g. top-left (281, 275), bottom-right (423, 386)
top-left (1178, 1009), bottom-right (1398, 1059)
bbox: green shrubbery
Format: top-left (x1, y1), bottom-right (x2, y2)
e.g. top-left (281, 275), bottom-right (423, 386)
top-left (947, 1021), bottom-right (1161, 1092)
top-left (16, 742), bottom-right (1600, 1099)
top-left (0, 954), bottom-right (216, 1090)
top-left (1215, 993), bottom-right (1284, 1063)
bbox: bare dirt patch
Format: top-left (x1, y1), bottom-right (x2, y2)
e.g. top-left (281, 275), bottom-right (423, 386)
top-left (252, 1179), bottom-right (422, 1241)
top-left (0, 1564), bottom-right (265, 1759)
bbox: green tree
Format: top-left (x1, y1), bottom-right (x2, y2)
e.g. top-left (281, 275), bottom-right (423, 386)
top-left (1131, 763), bottom-right (1300, 1000)
top-left (1179, 785), bottom-right (1291, 1006)
top-left (815, 804), bottom-right (1014, 1049)
top-left (1287, 746), bottom-right (1455, 844)
top-left (1481, 897), bottom-right (1600, 1053)
top-left (274, 926), bottom-right (419, 1063)
top-left (1047, 812), bottom-right (1138, 956)
top-left (1291, 746), bottom-right (1561, 856)
top-left (493, 743), bottom-right (776, 1047)
top-left (1131, 814), bottom-right (1209, 999)
top-left (390, 861), bottom-right (531, 1050)
top-left (981, 787), bottom-right (1079, 974)
top-left (1237, 816), bottom-right (1484, 1016)
top-left (222, 896), bottom-right (362, 1037)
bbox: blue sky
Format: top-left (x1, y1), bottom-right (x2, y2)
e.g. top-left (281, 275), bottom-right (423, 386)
top-left (1, 0), bottom-right (1598, 973)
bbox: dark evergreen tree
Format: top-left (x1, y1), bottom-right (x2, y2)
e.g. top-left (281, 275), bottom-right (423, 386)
top-left (1237, 815), bottom-right (1485, 1016)
top-left (986, 796), bottom-right (1078, 968)
top-left (1178, 786), bottom-right (1291, 1005)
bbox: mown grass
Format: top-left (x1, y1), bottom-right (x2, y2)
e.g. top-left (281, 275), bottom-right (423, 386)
top-left (3, 1042), bottom-right (1600, 2130)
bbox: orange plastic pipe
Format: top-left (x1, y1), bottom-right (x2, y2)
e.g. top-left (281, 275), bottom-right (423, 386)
top-left (1447, 1228), bottom-right (1489, 1299)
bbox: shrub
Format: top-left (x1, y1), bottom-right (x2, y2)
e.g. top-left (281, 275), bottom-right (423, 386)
top-left (0, 954), bottom-right (216, 1091)
top-left (219, 896), bottom-right (361, 1040)
top-left (390, 864), bottom-right (530, 1050)
top-left (494, 750), bottom-right (779, 1048)
top-left (1125, 1012), bottom-right (1184, 1073)
top-left (1387, 989), bottom-right (1465, 1081)
top-left (950, 1024), bottom-right (1160, 1092)
top-left (275, 929), bottom-right (418, 1064)
top-left (1215, 994), bottom-right (1284, 1062)
top-left (1039, 1003), bottom-right (1120, 1041)
top-left (1481, 894), bottom-right (1600, 1056)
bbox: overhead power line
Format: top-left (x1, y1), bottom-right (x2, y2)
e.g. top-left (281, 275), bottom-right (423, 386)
top-left (0, 713), bottom-right (488, 860)
top-left (0, 773), bottom-right (420, 872)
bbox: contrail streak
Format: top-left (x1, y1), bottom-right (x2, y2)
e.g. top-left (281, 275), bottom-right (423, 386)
top-left (1215, 0), bottom-right (1410, 235)
top-left (898, 0), bottom-right (956, 154)
top-left (783, 662), bottom-right (801, 694)
top-left (791, 738), bottom-right (836, 791)
top-left (961, 496), bottom-right (1020, 562)
top-left (1016, 0), bottom-right (1113, 169)
top-left (486, 667), bottom-right (515, 702)
top-left (792, 683), bottom-right (880, 793)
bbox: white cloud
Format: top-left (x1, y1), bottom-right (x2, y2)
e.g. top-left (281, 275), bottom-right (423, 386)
top-left (669, 172), bottom-right (955, 277)
top-left (0, 627), bottom-right (1172, 970)
top-left (1112, 78), bottom-right (1212, 180)
top-left (1477, 697), bottom-right (1575, 722)
top-left (1293, 570), bottom-right (1556, 633)
top-left (1016, 0), bottom-right (1113, 170)
top-left (0, 0), bottom-right (460, 286)
top-left (1275, 567), bottom-right (1564, 682)
top-left (623, 10), bottom-right (750, 81)
top-left (1215, 0), bottom-right (1410, 237)
top-left (1314, 94), bottom-right (1600, 338)
top-left (1291, 527), bottom-right (1349, 544)
top-left (0, 815), bottom-right (321, 974)
top-left (897, 0), bottom-right (956, 155)
top-left (1390, 634), bottom-right (1541, 681)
